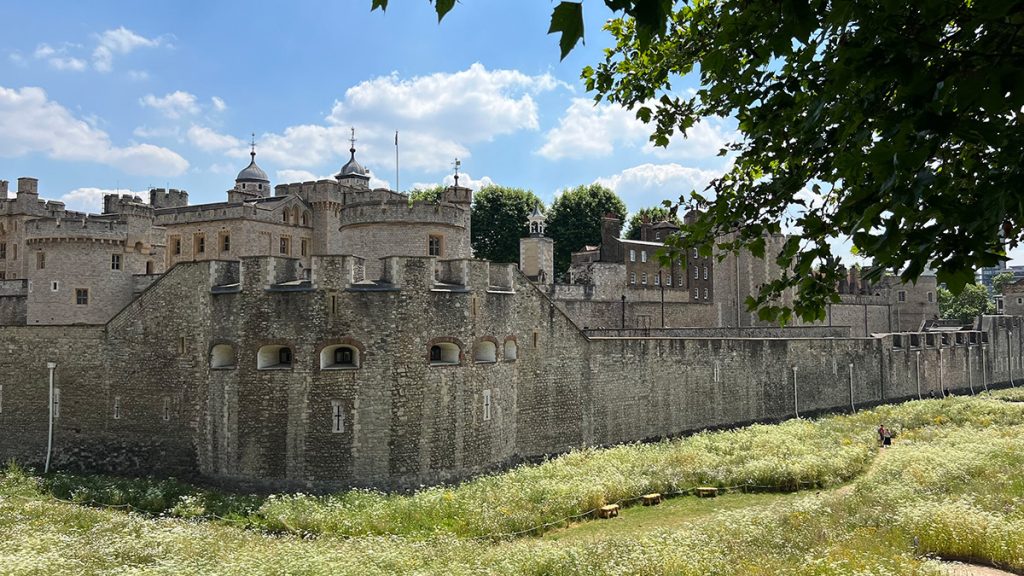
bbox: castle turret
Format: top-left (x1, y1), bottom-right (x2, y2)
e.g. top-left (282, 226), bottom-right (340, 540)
top-left (230, 135), bottom-right (271, 202)
top-left (520, 203), bottom-right (553, 284)
top-left (336, 128), bottom-right (371, 189)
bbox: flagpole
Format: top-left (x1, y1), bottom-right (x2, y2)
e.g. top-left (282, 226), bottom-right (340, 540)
top-left (395, 130), bottom-right (399, 193)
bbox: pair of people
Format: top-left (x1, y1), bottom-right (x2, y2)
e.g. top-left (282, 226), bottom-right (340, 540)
top-left (877, 424), bottom-right (893, 447)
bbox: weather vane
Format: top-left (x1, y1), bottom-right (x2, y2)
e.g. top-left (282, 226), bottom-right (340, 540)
top-left (350, 127), bottom-right (357, 151)
top-left (250, 132), bottom-right (256, 158)
top-left (453, 157), bottom-right (461, 187)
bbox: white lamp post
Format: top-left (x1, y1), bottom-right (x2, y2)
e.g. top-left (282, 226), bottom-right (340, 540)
top-left (44, 361), bottom-right (56, 473)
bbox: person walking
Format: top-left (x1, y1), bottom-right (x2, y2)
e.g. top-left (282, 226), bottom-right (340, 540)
top-left (882, 425), bottom-right (893, 448)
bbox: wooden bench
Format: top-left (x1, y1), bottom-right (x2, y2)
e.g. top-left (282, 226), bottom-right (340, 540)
top-left (641, 493), bottom-right (663, 506)
top-left (696, 487), bottom-right (719, 498)
top-left (597, 504), bottom-right (620, 518)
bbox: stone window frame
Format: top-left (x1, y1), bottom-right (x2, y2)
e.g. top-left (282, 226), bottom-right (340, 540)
top-left (75, 288), bottom-right (89, 306)
top-left (927, 291), bottom-right (934, 303)
top-left (703, 266), bottom-right (708, 280)
top-left (898, 290), bottom-right (907, 302)
top-left (694, 266), bottom-right (699, 279)
top-left (113, 395), bottom-right (122, 420)
top-left (50, 281), bottom-right (59, 292)
top-left (330, 400), bottom-right (345, 433)
top-left (302, 211), bottom-right (312, 227)
top-left (641, 272), bottom-right (648, 285)
top-left (630, 272), bottom-right (637, 284)
top-left (629, 249), bottom-right (636, 262)
top-left (162, 397), bottom-right (171, 421)
top-left (641, 250), bottom-right (648, 263)
top-left (257, 343), bottom-right (295, 370)
top-left (36, 251), bottom-right (45, 270)
top-left (703, 287), bottom-right (709, 300)
top-left (482, 389), bottom-right (492, 421)
top-left (111, 253), bottom-right (122, 270)
top-left (319, 337), bottom-right (366, 371)
top-left (427, 337), bottom-right (464, 367)
top-left (301, 238), bottom-right (309, 257)
top-left (220, 232), bottom-right (231, 253)
top-left (666, 274), bottom-right (673, 286)
top-left (473, 336), bottom-right (499, 364)
top-left (694, 287), bottom-right (699, 300)
top-left (171, 236), bottom-right (182, 256)
top-left (503, 336), bottom-right (518, 362)
top-left (194, 234), bottom-right (206, 255)
top-left (654, 273), bottom-right (660, 286)
top-left (279, 236), bottom-right (291, 256)
top-left (428, 234), bottom-right (444, 257)
top-left (209, 342), bottom-right (237, 369)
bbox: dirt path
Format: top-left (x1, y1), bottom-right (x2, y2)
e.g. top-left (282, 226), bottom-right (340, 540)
top-left (939, 560), bottom-right (1019, 576)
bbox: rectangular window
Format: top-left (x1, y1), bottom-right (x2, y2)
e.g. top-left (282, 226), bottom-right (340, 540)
top-left (301, 239), bottom-right (308, 256)
top-left (694, 267), bottom-right (699, 279)
top-left (694, 288), bottom-right (699, 299)
top-left (641, 250), bottom-right (647, 263)
top-left (483, 389), bottom-right (492, 421)
top-left (195, 235), bottom-right (205, 255)
top-left (11, 244), bottom-right (16, 260)
top-left (113, 396), bottom-right (121, 420)
top-left (331, 400), bottom-right (345, 433)
top-left (693, 248), bottom-right (698, 259)
top-left (178, 336), bottom-right (186, 355)
top-left (0, 243), bottom-right (5, 259)
top-left (162, 397), bottom-right (170, 421)
top-left (172, 237), bottom-right (181, 255)
top-left (111, 254), bottom-right (121, 270)
top-left (655, 232), bottom-right (661, 240)
top-left (630, 272), bottom-right (636, 284)
top-left (703, 266), bottom-right (708, 280)
top-left (898, 290), bottom-right (907, 302)
top-left (428, 235), bottom-right (443, 257)
top-left (53, 388), bottom-right (60, 419)
top-left (75, 288), bottom-right (88, 305)
top-left (927, 292), bottom-right (934, 303)
top-left (641, 272), bottom-right (648, 285)
top-left (654, 274), bottom-right (660, 286)
top-left (221, 233), bottom-right (231, 252)
top-left (51, 281), bottom-right (59, 292)
top-left (666, 274), bottom-right (672, 286)
top-left (703, 287), bottom-right (709, 299)
top-left (36, 252), bottom-right (45, 269)
top-left (629, 249), bottom-right (636, 262)
top-left (280, 237), bottom-right (290, 255)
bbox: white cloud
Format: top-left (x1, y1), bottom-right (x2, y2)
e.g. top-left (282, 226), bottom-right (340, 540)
top-left (127, 70), bottom-right (150, 81)
top-left (140, 91), bottom-right (200, 119)
top-left (276, 169), bottom-right (321, 182)
top-left (32, 43), bottom-right (87, 72)
top-left (60, 187), bottom-right (147, 213)
top-left (211, 96), bottom-right (227, 112)
top-left (442, 172), bottom-right (494, 191)
top-left (187, 125), bottom-right (242, 152)
top-left (8, 51), bottom-right (27, 67)
top-left (594, 163), bottom-right (721, 212)
top-left (539, 98), bottom-right (735, 161)
top-left (133, 125), bottom-right (180, 139)
top-left (0, 85), bottom-right (189, 177)
top-left (93, 27), bottom-right (163, 72)
top-left (253, 64), bottom-right (564, 173)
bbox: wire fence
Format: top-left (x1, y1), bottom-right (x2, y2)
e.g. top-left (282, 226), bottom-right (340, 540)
top-left (0, 477), bottom-right (832, 542)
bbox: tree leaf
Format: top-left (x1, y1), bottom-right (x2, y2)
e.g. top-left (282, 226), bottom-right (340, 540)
top-left (371, 0), bottom-right (388, 11)
top-left (548, 2), bottom-right (585, 61)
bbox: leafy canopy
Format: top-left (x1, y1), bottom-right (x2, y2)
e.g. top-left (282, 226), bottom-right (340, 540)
top-left (378, 1), bottom-right (1024, 325)
top-left (938, 284), bottom-right (995, 323)
top-left (546, 184), bottom-right (627, 275)
top-left (471, 185), bottom-right (544, 264)
top-left (991, 272), bottom-right (1016, 295)
top-left (624, 206), bottom-right (681, 240)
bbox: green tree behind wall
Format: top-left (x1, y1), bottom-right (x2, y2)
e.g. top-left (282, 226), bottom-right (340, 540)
top-left (546, 184), bottom-right (627, 276)
top-left (470, 185), bottom-right (544, 264)
top-left (938, 284), bottom-right (995, 323)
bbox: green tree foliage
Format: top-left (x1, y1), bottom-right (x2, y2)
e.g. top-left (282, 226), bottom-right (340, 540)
top-left (546, 184), bottom-right (627, 275)
top-left (470, 185), bottom-right (544, 264)
top-left (376, 1), bottom-right (1024, 324)
top-left (937, 284), bottom-right (995, 323)
top-left (992, 272), bottom-right (1016, 295)
top-left (623, 207), bottom-right (681, 240)
top-left (408, 185), bottom-right (444, 203)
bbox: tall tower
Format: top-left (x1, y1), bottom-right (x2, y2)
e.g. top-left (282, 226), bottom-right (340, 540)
top-left (519, 203), bottom-right (554, 284)
top-left (336, 128), bottom-right (371, 189)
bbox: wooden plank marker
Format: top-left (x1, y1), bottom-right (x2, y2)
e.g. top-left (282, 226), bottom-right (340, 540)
top-left (597, 504), bottom-right (620, 518)
top-left (696, 487), bottom-right (719, 498)
top-left (641, 493), bottom-right (663, 506)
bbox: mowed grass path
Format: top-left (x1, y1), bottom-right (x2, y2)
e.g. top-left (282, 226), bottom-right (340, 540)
top-left (2, 389), bottom-right (1023, 575)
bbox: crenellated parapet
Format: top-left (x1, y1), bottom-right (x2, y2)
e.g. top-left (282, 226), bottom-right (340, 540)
top-left (23, 216), bottom-right (129, 244)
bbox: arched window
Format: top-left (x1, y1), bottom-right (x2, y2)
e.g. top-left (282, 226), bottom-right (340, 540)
top-left (504, 339), bottom-right (518, 361)
top-left (474, 340), bottom-right (497, 363)
top-left (429, 342), bottom-right (460, 365)
top-left (282, 211), bottom-right (288, 223)
top-left (321, 345), bottom-right (359, 370)
top-left (302, 211), bottom-right (311, 226)
top-left (210, 344), bottom-right (236, 369)
top-left (258, 345), bottom-right (294, 369)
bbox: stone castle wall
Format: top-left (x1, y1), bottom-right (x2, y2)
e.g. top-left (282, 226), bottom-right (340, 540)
top-left (0, 255), bottom-right (1018, 491)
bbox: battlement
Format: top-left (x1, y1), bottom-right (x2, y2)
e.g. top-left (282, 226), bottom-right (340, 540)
top-left (149, 188), bottom-right (189, 210)
top-left (0, 180), bottom-right (7, 197)
top-left (24, 216), bottom-right (128, 241)
top-left (153, 202), bottom-right (257, 224)
top-left (103, 194), bottom-right (153, 218)
top-left (17, 177), bottom-right (38, 196)
top-left (274, 179), bottom-right (341, 204)
top-left (339, 197), bottom-right (470, 229)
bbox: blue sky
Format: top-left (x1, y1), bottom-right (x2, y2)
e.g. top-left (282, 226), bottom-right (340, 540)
top-left (0, 0), bottom-right (732, 219)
